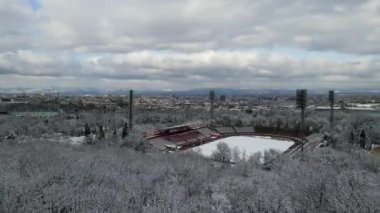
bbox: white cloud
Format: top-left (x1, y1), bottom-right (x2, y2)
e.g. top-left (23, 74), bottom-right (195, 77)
top-left (0, 0), bottom-right (379, 89)
top-left (0, 50), bottom-right (379, 90)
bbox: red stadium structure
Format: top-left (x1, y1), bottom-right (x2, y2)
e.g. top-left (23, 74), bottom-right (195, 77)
top-left (145, 123), bottom-right (221, 151)
top-left (145, 123), bottom-right (309, 152)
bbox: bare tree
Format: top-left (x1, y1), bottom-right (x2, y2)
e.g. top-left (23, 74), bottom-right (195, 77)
top-left (212, 142), bottom-right (231, 163)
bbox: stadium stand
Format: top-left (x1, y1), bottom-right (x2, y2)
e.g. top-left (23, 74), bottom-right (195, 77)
top-left (214, 127), bottom-right (236, 135)
top-left (146, 123), bottom-right (222, 151)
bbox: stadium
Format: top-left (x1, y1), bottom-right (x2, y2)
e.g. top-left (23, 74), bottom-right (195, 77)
top-left (145, 123), bottom-right (306, 153)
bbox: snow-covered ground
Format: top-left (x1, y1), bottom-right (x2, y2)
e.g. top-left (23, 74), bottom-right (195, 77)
top-left (314, 105), bottom-right (379, 111)
top-left (67, 136), bottom-right (85, 145)
top-left (314, 106), bottom-right (342, 110)
top-left (345, 107), bottom-right (377, 111)
top-left (350, 103), bottom-right (379, 108)
top-left (192, 136), bottom-right (294, 159)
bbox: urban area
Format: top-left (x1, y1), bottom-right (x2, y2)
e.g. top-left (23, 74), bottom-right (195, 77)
top-left (0, 89), bottom-right (379, 212)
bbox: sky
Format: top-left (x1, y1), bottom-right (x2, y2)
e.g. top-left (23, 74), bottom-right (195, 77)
top-left (0, 0), bottom-right (380, 91)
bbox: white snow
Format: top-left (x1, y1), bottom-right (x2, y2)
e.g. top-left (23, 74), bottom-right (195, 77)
top-left (314, 105), bottom-right (379, 111)
top-left (42, 135), bottom-right (86, 145)
top-left (314, 106), bottom-right (341, 110)
top-left (350, 103), bottom-right (379, 108)
top-left (68, 136), bottom-right (85, 145)
top-left (56, 136), bottom-right (85, 145)
top-left (345, 107), bottom-right (376, 111)
top-left (192, 136), bottom-right (293, 159)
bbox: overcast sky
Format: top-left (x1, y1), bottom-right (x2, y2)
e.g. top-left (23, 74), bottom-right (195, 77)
top-left (0, 0), bottom-right (380, 91)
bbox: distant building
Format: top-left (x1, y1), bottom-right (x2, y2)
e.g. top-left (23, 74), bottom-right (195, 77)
top-left (1, 98), bottom-right (11, 102)
top-left (219, 95), bottom-right (226, 102)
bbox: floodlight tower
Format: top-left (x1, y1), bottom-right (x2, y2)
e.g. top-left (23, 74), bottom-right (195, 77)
top-left (57, 89), bottom-right (61, 116)
top-left (296, 89), bottom-right (308, 151)
top-left (209, 90), bottom-right (215, 120)
top-left (329, 90), bottom-right (335, 129)
top-left (129, 90), bottom-right (134, 131)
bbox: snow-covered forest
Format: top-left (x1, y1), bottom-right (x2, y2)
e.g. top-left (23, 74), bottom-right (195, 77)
top-left (0, 108), bottom-right (379, 212)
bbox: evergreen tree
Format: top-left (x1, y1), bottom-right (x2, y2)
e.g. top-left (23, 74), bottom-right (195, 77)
top-left (97, 124), bottom-right (105, 140)
top-left (359, 129), bottom-right (366, 148)
top-left (84, 123), bottom-right (91, 137)
top-left (122, 122), bottom-right (129, 139)
top-left (349, 129), bottom-right (355, 144)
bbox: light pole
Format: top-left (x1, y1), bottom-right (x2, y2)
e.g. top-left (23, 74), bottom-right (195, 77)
top-left (329, 90), bottom-right (335, 129)
top-left (129, 90), bottom-right (133, 131)
top-left (209, 90), bottom-right (215, 120)
top-left (296, 89), bottom-right (308, 152)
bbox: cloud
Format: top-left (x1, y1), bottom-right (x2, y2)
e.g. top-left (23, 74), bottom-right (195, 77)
top-left (24, 0), bottom-right (379, 54)
top-left (0, 50), bottom-right (379, 90)
top-left (0, 0), bottom-right (379, 89)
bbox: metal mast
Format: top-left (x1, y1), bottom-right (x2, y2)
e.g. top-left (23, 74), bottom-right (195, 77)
top-left (129, 90), bottom-right (134, 131)
top-left (329, 90), bottom-right (335, 129)
top-left (209, 90), bottom-right (215, 120)
top-left (296, 89), bottom-right (308, 152)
